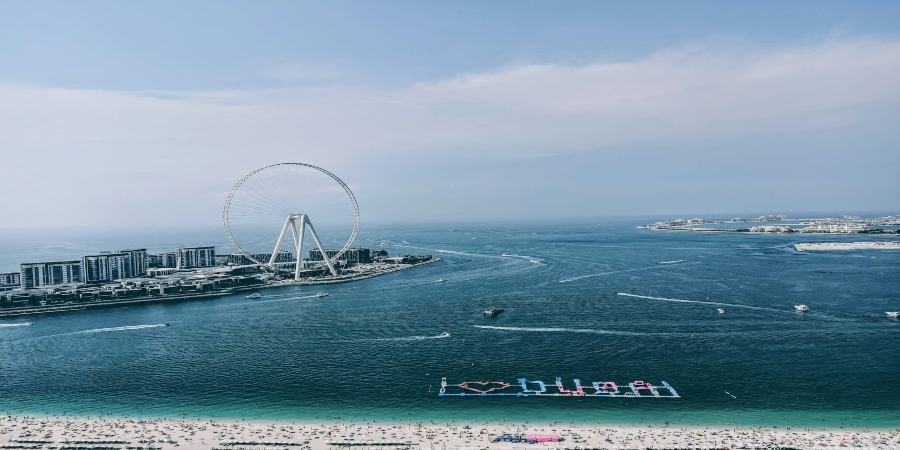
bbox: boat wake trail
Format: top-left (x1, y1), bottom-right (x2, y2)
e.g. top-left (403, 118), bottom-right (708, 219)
top-left (617, 293), bottom-right (783, 313)
top-left (369, 333), bottom-right (451, 342)
top-left (500, 254), bottom-right (541, 263)
top-left (434, 249), bottom-right (504, 259)
top-left (253, 294), bottom-right (321, 302)
top-left (473, 325), bottom-right (657, 336)
top-left (0, 322), bottom-right (33, 328)
top-left (559, 265), bottom-right (666, 283)
top-left (470, 232), bottom-right (538, 240)
top-left (78, 324), bottom-right (169, 333)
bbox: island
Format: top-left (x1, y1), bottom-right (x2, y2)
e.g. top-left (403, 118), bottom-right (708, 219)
top-left (639, 214), bottom-right (900, 234)
top-left (0, 247), bottom-right (438, 318)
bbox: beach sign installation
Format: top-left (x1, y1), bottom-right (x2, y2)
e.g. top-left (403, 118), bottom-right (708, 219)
top-left (439, 377), bottom-right (679, 398)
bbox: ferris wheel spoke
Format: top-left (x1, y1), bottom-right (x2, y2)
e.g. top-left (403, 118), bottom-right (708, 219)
top-left (224, 163), bottom-right (359, 276)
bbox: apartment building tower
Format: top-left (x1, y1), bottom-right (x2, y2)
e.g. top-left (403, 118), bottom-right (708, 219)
top-left (20, 261), bottom-right (83, 288)
top-left (177, 246), bottom-right (216, 269)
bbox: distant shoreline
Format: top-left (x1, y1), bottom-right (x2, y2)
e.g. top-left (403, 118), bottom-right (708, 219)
top-left (640, 214), bottom-right (900, 235)
top-left (795, 242), bottom-right (900, 251)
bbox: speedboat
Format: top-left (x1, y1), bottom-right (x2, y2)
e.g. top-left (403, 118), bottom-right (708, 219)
top-left (794, 304), bottom-right (810, 312)
top-left (717, 308), bottom-right (725, 314)
top-left (163, 322), bottom-right (170, 326)
top-left (246, 293), bottom-right (261, 299)
top-left (441, 331), bottom-right (450, 337)
top-left (436, 278), bottom-right (447, 283)
top-left (483, 306), bottom-right (504, 316)
top-left (887, 311), bottom-right (900, 318)
top-left (316, 292), bottom-right (329, 297)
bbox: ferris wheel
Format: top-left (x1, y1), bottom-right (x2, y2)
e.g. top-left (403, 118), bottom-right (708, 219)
top-left (223, 163), bottom-right (359, 279)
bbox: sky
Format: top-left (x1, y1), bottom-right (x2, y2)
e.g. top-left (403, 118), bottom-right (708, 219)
top-left (1, 0), bottom-right (899, 229)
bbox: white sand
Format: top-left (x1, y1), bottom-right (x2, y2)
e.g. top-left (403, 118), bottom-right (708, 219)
top-left (2, 415), bottom-right (898, 449)
top-left (795, 241), bottom-right (900, 251)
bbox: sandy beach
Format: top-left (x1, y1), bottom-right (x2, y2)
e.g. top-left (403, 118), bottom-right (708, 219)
top-left (794, 242), bottom-right (900, 251)
top-left (1, 415), bottom-right (897, 450)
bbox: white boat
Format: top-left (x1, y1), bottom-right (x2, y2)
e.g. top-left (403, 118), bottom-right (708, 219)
top-left (436, 278), bottom-right (447, 283)
top-left (246, 293), bottom-right (261, 299)
top-left (316, 292), bottom-right (329, 297)
top-left (794, 304), bottom-right (810, 312)
top-left (887, 311), bottom-right (900, 318)
top-left (441, 331), bottom-right (450, 337)
top-left (717, 308), bottom-right (725, 314)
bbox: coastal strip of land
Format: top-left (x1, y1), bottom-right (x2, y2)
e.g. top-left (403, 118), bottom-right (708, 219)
top-left (795, 241), bottom-right (900, 251)
top-left (283, 259), bottom-right (441, 285)
top-left (1, 415), bottom-right (897, 450)
top-left (0, 259), bottom-right (440, 318)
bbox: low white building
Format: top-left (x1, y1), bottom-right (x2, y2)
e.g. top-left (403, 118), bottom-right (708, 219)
top-left (749, 225), bottom-right (792, 233)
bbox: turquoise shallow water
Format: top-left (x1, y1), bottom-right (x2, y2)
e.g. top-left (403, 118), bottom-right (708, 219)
top-left (1, 220), bottom-right (899, 429)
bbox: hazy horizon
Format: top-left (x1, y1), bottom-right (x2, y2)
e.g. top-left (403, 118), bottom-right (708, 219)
top-left (0, 208), bottom-right (897, 232)
top-left (0, 209), bottom-right (896, 273)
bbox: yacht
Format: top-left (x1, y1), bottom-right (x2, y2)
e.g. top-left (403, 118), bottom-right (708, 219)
top-left (794, 304), bottom-right (810, 312)
top-left (886, 311), bottom-right (899, 318)
top-left (316, 292), bottom-right (329, 297)
top-left (246, 293), bottom-right (261, 299)
top-left (483, 306), bottom-right (504, 316)
top-left (717, 308), bottom-right (725, 314)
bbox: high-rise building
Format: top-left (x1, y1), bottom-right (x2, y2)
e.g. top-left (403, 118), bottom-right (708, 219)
top-left (148, 252), bottom-right (178, 268)
top-left (82, 249), bottom-right (148, 283)
top-left (20, 261), bottom-right (83, 288)
top-left (0, 272), bottom-right (21, 289)
top-left (177, 246), bottom-right (216, 269)
top-left (82, 252), bottom-right (131, 283)
top-left (117, 249), bottom-right (147, 276)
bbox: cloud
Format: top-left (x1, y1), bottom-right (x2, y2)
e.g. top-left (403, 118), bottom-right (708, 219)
top-left (409, 39), bottom-right (900, 137)
top-left (0, 38), bottom-right (898, 228)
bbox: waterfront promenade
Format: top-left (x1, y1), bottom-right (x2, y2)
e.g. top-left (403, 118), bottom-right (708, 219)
top-left (1, 415), bottom-right (897, 449)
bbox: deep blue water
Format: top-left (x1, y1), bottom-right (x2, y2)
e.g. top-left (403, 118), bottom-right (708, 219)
top-left (1, 220), bottom-right (899, 428)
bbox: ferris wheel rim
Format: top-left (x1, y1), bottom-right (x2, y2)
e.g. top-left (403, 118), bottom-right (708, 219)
top-left (223, 162), bottom-right (360, 266)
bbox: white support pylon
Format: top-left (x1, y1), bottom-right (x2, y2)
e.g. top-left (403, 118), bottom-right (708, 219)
top-left (268, 214), bottom-right (338, 279)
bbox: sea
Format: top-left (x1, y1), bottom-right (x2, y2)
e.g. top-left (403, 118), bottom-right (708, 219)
top-left (1, 218), bottom-right (898, 429)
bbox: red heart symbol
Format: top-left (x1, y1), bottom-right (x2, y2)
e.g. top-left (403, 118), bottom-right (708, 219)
top-left (457, 381), bottom-right (511, 393)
